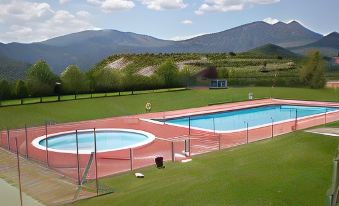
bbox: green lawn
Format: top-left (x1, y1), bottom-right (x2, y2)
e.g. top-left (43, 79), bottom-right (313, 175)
top-left (0, 87), bottom-right (338, 205)
top-left (71, 131), bottom-right (338, 206)
top-left (0, 87), bottom-right (338, 129)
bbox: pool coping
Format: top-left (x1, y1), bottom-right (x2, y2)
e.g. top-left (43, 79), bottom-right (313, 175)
top-left (140, 103), bottom-right (339, 134)
top-left (31, 128), bottom-right (156, 154)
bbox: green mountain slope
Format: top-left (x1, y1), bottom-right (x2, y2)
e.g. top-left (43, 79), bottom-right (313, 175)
top-left (245, 44), bottom-right (300, 58)
top-left (0, 55), bottom-right (30, 81)
top-left (291, 32), bottom-right (339, 56)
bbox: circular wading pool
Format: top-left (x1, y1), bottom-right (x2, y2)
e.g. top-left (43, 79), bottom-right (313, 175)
top-left (32, 129), bottom-right (156, 154)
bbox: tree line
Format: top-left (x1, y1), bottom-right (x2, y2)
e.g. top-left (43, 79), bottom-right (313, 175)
top-left (0, 51), bottom-right (327, 101)
top-left (0, 59), bottom-right (192, 100)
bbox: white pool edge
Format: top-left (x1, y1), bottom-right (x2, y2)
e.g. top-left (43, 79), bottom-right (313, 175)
top-left (141, 109), bottom-right (339, 134)
top-left (32, 128), bottom-right (156, 154)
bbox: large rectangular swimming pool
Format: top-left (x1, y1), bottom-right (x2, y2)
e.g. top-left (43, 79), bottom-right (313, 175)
top-left (164, 105), bottom-right (339, 133)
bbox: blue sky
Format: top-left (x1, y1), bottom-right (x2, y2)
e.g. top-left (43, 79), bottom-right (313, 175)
top-left (0, 0), bottom-right (338, 43)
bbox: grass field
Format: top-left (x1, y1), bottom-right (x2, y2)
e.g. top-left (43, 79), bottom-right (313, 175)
top-left (0, 87), bottom-right (338, 129)
top-left (0, 86), bottom-right (338, 205)
top-left (70, 131), bottom-right (338, 206)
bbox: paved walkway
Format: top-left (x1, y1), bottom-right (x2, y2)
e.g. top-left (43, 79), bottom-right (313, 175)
top-left (0, 148), bottom-right (93, 206)
top-left (306, 127), bottom-right (339, 137)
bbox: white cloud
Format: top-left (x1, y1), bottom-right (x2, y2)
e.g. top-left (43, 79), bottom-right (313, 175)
top-left (181, 19), bottom-right (193, 24)
top-left (59, 0), bottom-right (70, 4)
top-left (76, 10), bottom-right (91, 18)
top-left (142, 0), bottom-right (187, 11)
top-left (248, 0), bottom-right (280, 4)
top-left (263, 17), bottom-right (279, 24)
top-left (0, 1), bottom-right (97, 43)
top-left (0, 1), bottom-right (54, 21)
top-left (87, 0), bottom-right (135, 12)
top-left (170, 33), bottom-right (207, 41)
top-left (195, 0), bottom-right (280, 15)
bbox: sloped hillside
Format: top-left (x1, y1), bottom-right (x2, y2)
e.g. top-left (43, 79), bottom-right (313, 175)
top-left (245, 44), bottom-right (300, 58)
top-left (291, 32), bottom-right (339, 56)
top-left (0, 55), bottom-right (30, 81)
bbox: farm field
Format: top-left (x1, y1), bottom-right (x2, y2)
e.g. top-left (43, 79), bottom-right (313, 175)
top-left (93, 52), bottom-right (299, 83)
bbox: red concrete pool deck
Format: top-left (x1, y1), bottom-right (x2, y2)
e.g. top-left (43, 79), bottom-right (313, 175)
top-left (1, 98), bottom-right (339, 181)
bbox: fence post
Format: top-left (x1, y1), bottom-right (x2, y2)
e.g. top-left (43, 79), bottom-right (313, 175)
top-left (271, 118), bottom-right (274, 139)
top-left (45, 122), bottom-right (49, 167)
top-left (218, 134), bottom-right (221, 151)
top-left (325, 108), bottom-right (327, 126)
top-left (171, 141), bottom-right (175, 162)
top-left (213, 117), bottom-right (216, 134)
top-left (295, 109), bottom-right (298, 130)
top-left (188, 136), bottom-right (191, 157)
top-left (246, 122), bottom-right (249, 144)
top-left (0, 129), bottom-right (2, 147)
top-left (25, 124), bottom-right (29, 159)
top-left (130, 148), bottom-right (133, 171)
top-left (94, 128), bottom-right (99, 196)
top-left (7, 128), bottom-right (10, 151)
top-left (15, 138), bottom-right (23, 206)
top-left (188, 116), bottom-right (191, 135)
top-left (76, 130), bottom-right (80, 185)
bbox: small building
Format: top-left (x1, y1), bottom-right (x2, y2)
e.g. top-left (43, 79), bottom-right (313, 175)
top-left (326, 81), bottom-right (339, 88)
top-left (335, 57), bottom-right (339, 65)
top-left (210, 79), bottom-right (227, 89)
top-left (331, 57), bottom-right (339, 66)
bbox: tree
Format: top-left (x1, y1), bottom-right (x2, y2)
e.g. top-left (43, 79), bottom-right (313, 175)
top-left (218, 68), bottom-right (229, 79)
top-left (26, 60), bottom-right (56, 96)
top-left (229, 52), bottom-right (236, 56)
top-left (91, 68), bottom-right (121, 92)
top-left (15, 80), bottom-right (28, 98)
top-left (260, 61), bottom-right (268, 73)
top-left (0, 80), bottom-right (12, 100)
top-left (299, 51), bottom-right (326, 89)
top-left (180, 65), bottom-right (193, 88)
top-left (61, 65), bottom-right (89, 94)
top-left (155, 60), bottom-right (179, 87)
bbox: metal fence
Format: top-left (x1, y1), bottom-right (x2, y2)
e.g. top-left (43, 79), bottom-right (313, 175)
top-left (327, 147), bottom-right (339, 206)
top-left (0, 106), bottom-right (338, 205)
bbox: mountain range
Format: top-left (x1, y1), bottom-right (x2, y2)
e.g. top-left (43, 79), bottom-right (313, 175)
top-left (290, 32), bottom-right (339, 56)
top-left (0, 21), bottom-right (338, 77)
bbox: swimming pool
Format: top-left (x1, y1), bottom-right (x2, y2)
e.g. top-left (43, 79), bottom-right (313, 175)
top-left (32, 129), bottom-right (156, 154)
top-left (164, 105), bottom-right (339, 133)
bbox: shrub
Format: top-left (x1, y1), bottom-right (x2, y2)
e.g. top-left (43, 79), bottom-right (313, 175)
top-left (299, 51), bottom-right (326, 89)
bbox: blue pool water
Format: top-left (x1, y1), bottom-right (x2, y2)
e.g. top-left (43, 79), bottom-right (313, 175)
top-left (165, 105), bottom-right (338, 132)
top-left (39, 130), bottom-right (152, 152)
